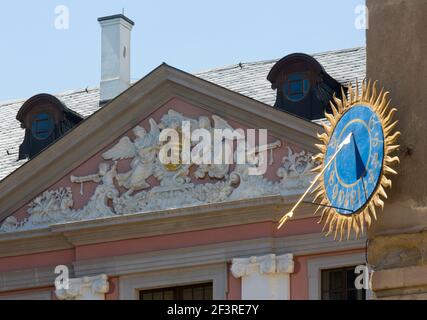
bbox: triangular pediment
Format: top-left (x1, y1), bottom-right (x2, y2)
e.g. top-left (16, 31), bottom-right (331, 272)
top-left (0, 64), bottom-right (321, 233)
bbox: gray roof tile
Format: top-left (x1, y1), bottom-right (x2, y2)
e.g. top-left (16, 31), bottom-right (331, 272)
top-left (195, 47), bottom-right (366, 105)
top-left (0, 47), bottom-right (366, 181)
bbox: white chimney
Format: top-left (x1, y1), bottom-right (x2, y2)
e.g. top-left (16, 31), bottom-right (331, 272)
top-left (98, 14), bottom-right (134, 104)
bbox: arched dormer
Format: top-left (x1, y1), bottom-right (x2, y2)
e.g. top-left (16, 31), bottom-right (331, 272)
top-left (267, 53), bottom-right (346, 120)
top-left (17, 94), bottom-right (83, 160)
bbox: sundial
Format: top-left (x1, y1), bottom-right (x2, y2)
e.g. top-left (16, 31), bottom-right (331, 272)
top-left (278, 80), bottom-right (400, 240)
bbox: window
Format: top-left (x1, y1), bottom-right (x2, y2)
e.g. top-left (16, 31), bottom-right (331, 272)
top-left (284, 72), bottom-right (310, 102)
top-left (31, 113), bottom-right (54, 140)
top-left (321, 266), bottom-right (366, 300)
top-left (139, 282), bottom-right (213, 300)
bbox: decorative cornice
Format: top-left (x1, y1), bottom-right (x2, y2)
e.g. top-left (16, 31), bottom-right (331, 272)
top-left (0, 195), bottom-right (304, 254)
top-left (0, 264), bottom-right (72, 293)
top-left (0, 196), bottom-right (323, 258)
top-left (231, 254), bottom-right (294, 278)
top-left (0, 233), bottom-right (365, 292)
top-left (73, 233), bottom-right (364, 278)
top-left (55, 274), bottom-right (109, 300)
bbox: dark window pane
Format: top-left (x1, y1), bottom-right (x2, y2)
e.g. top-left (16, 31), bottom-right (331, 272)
top-left (141, 293), bottom-right (153, 300)
top-left (321, 266), bottom-right (366, 300)
top-left (330, 291), bottom-right (345, 300)
top-left (204, 286), bottom-right (213, 300)
top-left (322, 292), bottom-right (330, 300)
top-left (153, 292), bottom-right (163, 300)
top-left (139, 282), bottom-right (213, 301)
top-left (193, 287), bottom-right (204, 300)
top-left (331, 271), bottom-right (344, 290)
top-left (347, 269), bottom-right (358, 289)
top-left (289, 80), bottom-right (304, 95)
top-left (163, 290), bottom-right (174, 300)
top-left (284, 73), bottom-right (310, 102)
top-left (182, 288), bottom-right (193, 300)
top-left (32, 113), bottom-right (54, 140)
top-left (347, 290), bottom-right (359, 300)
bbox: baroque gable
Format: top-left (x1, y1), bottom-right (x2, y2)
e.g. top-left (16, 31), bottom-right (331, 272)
top-left (0, 100), bottom-right (318, 233)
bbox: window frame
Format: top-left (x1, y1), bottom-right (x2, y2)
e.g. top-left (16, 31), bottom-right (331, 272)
top-left (321, 266), bottom-right (366, 300)
top-left (307, 253), bottom-right (372, 300)
top-left (31, 112), bottom-right (54, 140)
top-left (139, 282), bottom-right (213, 300)
top-left (119, 263), bottom-right (226, 300)
top-left (284, 72), bottom-right (310, 102)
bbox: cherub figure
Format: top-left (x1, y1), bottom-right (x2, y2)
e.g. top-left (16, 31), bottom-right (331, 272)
top-left (71, 162), bottom-right (119, 218)
top-left (194, 115), bottom-right (244, 180)
top-left (102, 119), bottom-right (160, 195)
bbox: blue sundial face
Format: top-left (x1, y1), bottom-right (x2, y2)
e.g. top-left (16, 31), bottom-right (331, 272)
top-left (323, 105), bottom-right (384, 215)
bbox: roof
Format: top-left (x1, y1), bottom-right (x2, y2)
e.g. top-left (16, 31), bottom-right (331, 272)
top-left (0, 47), bottom-right (365, 181)
top-left (195, 47), bottom-right (366, 106)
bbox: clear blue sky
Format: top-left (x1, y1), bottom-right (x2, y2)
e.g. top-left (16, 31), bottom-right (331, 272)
top-left (0, 0), bottom-right (365, 101)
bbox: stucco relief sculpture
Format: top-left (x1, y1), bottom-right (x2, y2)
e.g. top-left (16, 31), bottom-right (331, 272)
top-left (55, 274), bottom-right (109, 300)
top-left (71, 162), bottom-right (119, 219)
top-left (0, 110), bottom-right (318, 233)
top-left (194, 115), bottom-right (245, 180)
top-left (0, 188), bottom-right (74, 232)
top-left (231, 254), bottom-right (295, 278)
top-left (231, 254), bottom-right (295, 300)
top-left (277, 147), bottom-right (317, 190)
top-left (102, 119), bottom-right (160, 194)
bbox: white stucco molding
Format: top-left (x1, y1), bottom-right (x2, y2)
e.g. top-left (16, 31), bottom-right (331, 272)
top-left (55, 274), bottom-right (109, 300)
top-left (231, 254), bottom-right (294, 300)
top-left (231, 253), bottom-right (294, 278)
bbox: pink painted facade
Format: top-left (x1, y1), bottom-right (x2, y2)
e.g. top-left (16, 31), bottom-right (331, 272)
top-left (0, 220), bottom-right (364, 300)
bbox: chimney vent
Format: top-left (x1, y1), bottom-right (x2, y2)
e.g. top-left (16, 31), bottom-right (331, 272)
top-left (98, 14), bottom-right (135, 105)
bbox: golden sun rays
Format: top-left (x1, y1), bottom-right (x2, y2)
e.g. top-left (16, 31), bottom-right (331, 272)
top-left (312, 80), bottom-right (401, 241)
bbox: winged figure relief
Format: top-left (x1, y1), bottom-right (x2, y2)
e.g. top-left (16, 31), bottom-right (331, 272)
top-left (211, 115), bottom-right (242, 136)
top-left (159, 110), bottom-right (198, 131)
top-left (102, 119), bottom-right (161, 195)
top-left (194, 115), bottom-right (245, 179)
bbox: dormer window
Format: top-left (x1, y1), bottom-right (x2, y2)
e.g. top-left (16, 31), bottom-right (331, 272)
top-left (285, 72), bottom-right (310, 102)
top-left (267, 53), bottom-right (346, 120)
top-left (32, 113), bottom-right (54, 140)
top-left (17, 94), bottom-right (83, 160)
